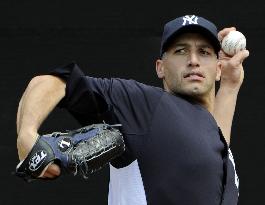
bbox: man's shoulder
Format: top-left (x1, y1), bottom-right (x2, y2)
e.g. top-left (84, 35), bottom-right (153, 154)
top-left (111, 78), bottom-right (164, 94)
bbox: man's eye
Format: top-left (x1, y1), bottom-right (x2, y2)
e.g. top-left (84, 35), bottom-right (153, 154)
top-left (174, 48), bottom-right (186, 54)
top-left (200, 49), bottom-right (211, 55)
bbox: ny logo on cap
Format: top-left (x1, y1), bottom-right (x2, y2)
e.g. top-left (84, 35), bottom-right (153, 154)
top-left (182, 15), bottom-right (198, 25)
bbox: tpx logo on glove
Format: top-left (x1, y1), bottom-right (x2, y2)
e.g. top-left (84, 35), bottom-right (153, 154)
top-left (28, 150), bottom-right (47, 171)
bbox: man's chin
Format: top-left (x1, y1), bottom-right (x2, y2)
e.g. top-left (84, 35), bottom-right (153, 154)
top-left (183, 86), bottom-right (205, 96)
top-left (174, 87), bottom-right (207, 100)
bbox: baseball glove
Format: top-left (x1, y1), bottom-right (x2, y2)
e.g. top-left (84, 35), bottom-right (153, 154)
top-left (15, 123), bottom-right (125, 182)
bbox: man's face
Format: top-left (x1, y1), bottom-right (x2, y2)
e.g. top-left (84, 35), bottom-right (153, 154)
top-left (156, 32), bottom-right (221, 99)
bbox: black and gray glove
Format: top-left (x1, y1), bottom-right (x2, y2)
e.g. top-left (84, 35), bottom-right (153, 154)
top-left (15, 123), bottom-right (125, 182)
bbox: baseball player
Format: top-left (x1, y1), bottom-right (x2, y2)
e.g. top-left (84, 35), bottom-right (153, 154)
top-left (16, 15), bottom-right (249, 204)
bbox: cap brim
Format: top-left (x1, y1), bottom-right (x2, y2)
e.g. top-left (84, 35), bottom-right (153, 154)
top-left (162, 25), bottom-right (221, 56)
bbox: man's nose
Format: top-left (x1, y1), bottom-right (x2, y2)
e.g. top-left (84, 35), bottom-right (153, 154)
top-left (187, 52), bottom-right (200, 67)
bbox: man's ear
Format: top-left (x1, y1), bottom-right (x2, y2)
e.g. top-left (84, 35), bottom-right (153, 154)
top-left (215, 61), bottom-right (222, 81)
top-left (156, 59), bottom-right (165, 79)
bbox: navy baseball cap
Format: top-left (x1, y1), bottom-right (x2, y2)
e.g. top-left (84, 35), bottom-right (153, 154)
top-left (160, 15), bottom-right (221, 57)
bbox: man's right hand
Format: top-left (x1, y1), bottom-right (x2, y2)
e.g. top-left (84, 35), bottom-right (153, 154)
top-left (16, 75), bottom-right (66, 179)
top-left (17, 132), bottom-right (61, 179)
top-left (41, 164), bottom-right (61, 178)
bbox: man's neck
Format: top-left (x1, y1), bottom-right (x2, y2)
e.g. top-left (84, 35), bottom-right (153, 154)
top-left (162, 83), bottom-right (215, 113)
top-left (194, 94), bottom-right (215, 114)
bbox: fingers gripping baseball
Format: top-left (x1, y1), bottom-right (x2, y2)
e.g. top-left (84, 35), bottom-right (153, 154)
top-left (231, 50), bottom-right (249, 66)
top-left (220, 49), bottom-right (249, 68)
top-left (222, 31), bottom-right (246, 56)
top-left (219, 27), bottom-right (246, 56)
top-left (220, 50), bottom-right (249, 86)
top-left (218, 28), bottom-right (249, 89)
top-left (218, 27), bottom-right (236, 41)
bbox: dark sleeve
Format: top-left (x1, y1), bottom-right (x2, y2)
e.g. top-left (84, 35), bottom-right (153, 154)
top-left (49, 62), bottom-right (163, 134)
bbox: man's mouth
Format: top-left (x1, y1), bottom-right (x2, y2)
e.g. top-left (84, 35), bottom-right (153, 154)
top-left (184, 71), bottom-right (205, 81)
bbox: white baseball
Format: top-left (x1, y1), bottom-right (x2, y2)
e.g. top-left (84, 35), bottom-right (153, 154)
top-left (221, 30), bottom-right (246, 56)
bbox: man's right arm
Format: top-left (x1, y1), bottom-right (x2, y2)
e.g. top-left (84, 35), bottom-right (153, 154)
top-left (16, 75), bottom-right (66, 178)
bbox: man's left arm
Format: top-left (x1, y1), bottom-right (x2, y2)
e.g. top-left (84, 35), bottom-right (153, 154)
top-left (214, 27), bottom-right (249, 146)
